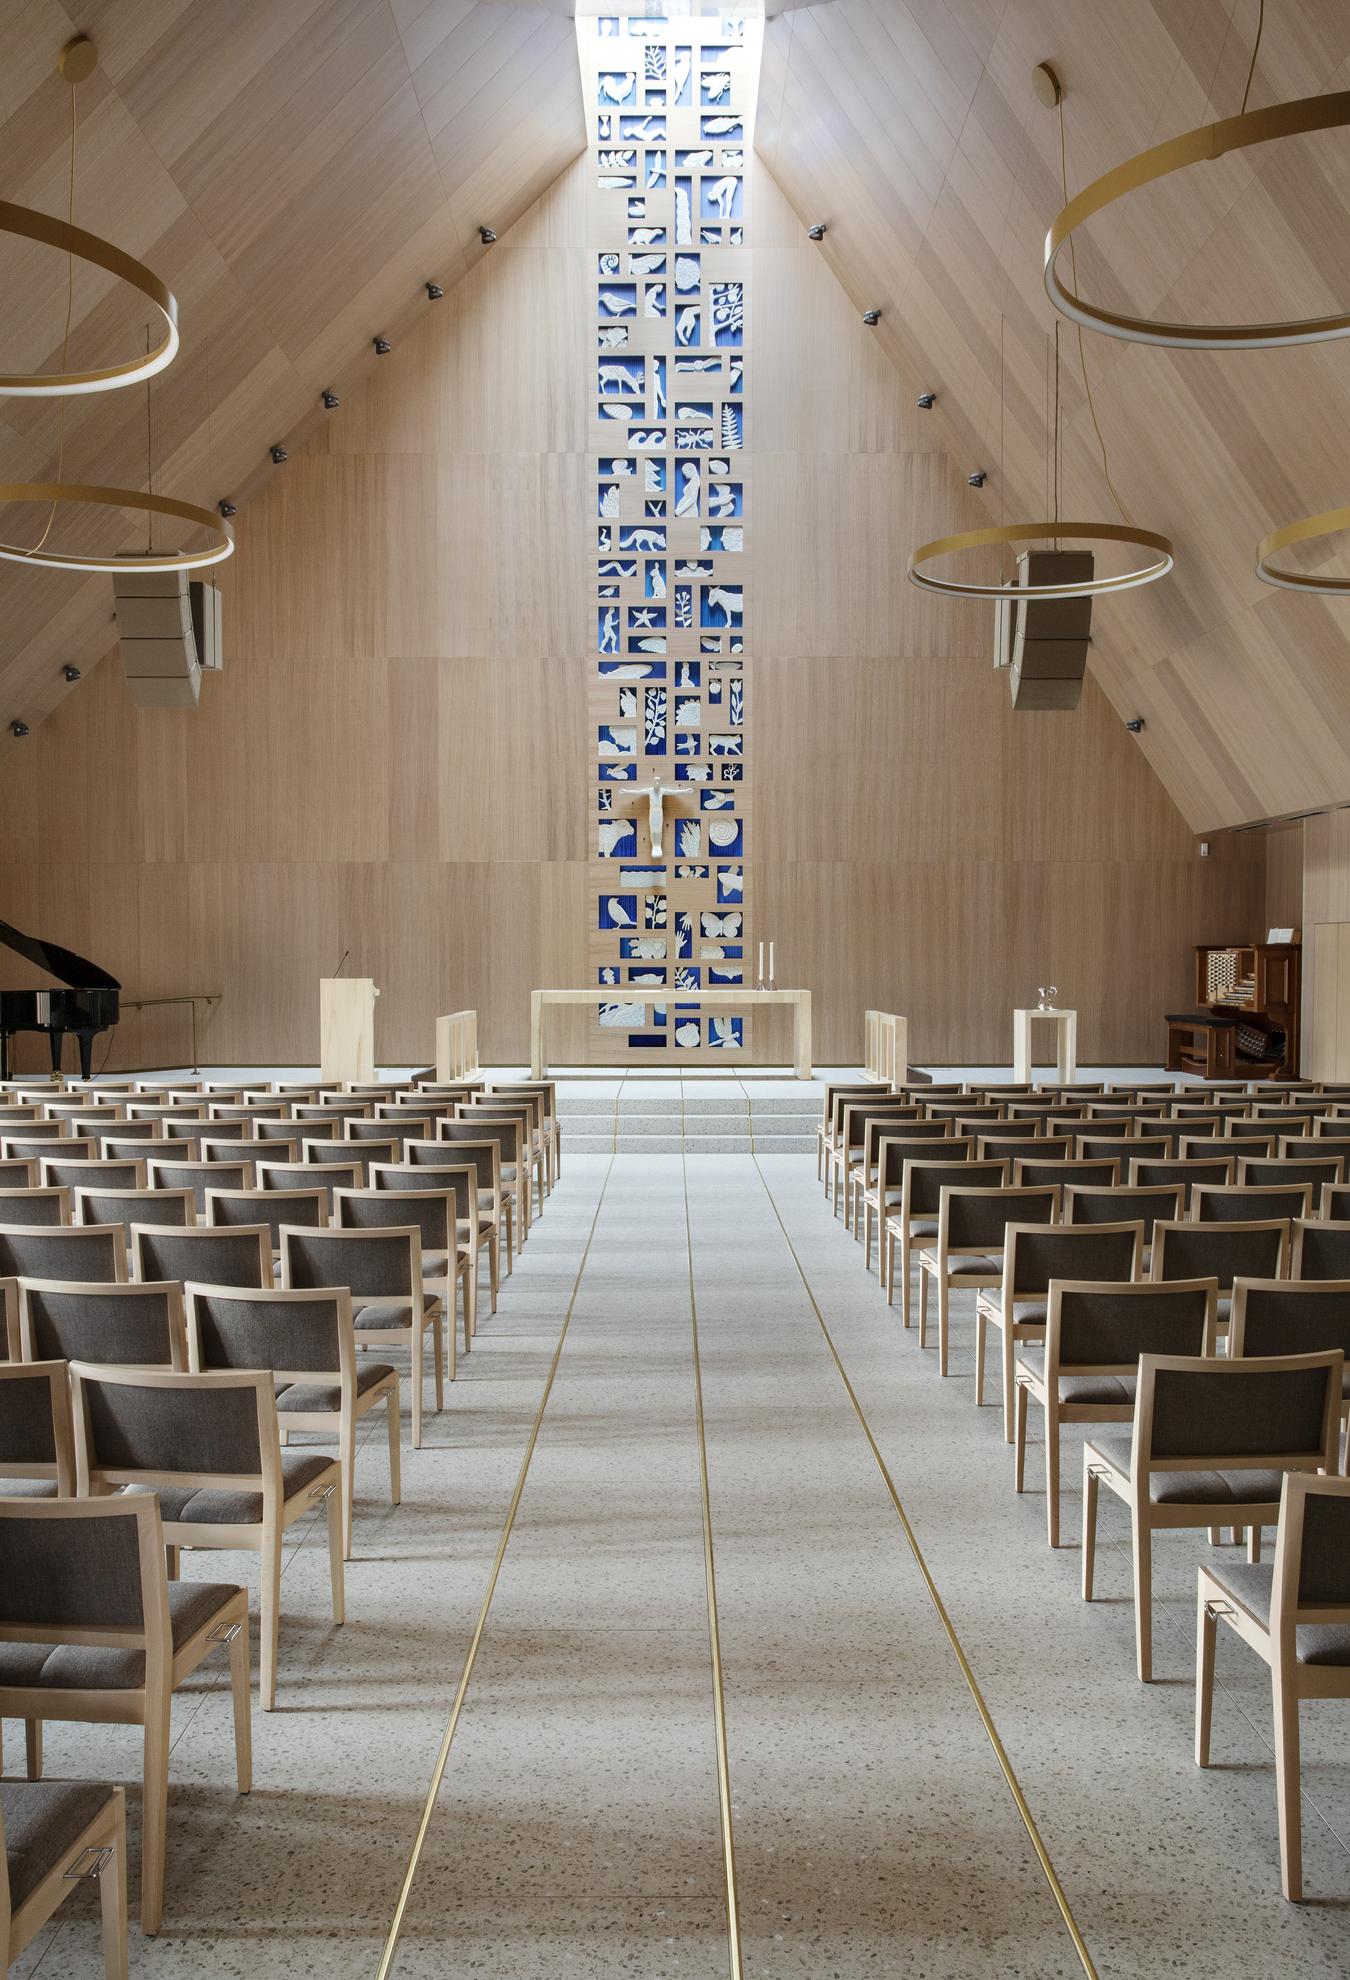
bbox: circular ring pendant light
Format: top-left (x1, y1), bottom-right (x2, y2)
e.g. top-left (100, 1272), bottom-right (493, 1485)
top-left (909, 521), bottom-right (1173, 600)
top-left (0, 200), bottom-right (179, 396)
top-left (0, 484), bottom-right (234, 573)
top-left (1255, 507), bottom-right (1350, 594)
top-left (1044, 91), bottom-right (1350, 349)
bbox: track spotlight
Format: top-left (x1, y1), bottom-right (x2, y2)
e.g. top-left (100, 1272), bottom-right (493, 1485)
top-left (269, 445), bottom-right (288, 465)
top-left (10, 720), bottom-right (29, 738)
top-left (807, 222), bottom-right (827, 241)
top-left (862, 308), bottom-right (881, 326)
top-left (967, 469), bottom-right (987, 487)
top-left (478, 226), bottom-right (497, 245)
top-left (1126, 716), bottom-right (1145, 733)
top-left (321, 389), bottom-right (340, 409)
top-left (218, 499), bottom-right (236, 519)
top-left (62, 664), bottom-right (81, 683)
top-left (373, 336), bottom-right (391, 355)
top-left (916, 391), bottom-right (936, 409)
top-left (425, 281), bottom-right (444, 300)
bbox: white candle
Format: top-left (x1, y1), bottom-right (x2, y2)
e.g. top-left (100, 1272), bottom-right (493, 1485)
top-left (758, 941), bottom-right (764, 982)
top-left (768, 941), bottom-right (775, 982)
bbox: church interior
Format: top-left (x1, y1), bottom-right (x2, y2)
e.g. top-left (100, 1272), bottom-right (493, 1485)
top-left (3, 2), bottom-right (1350, 1974)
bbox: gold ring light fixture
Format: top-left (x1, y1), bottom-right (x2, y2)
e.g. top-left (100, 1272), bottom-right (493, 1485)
top-left (1255, 507), bottom-right (1350, 595)
top-left (0, 39), bottom-right (180, 394)
top-left (0, 485), bottom-right (234, 574)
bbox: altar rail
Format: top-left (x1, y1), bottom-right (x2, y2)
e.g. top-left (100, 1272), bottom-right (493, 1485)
top-left (435, 1009), bottom-right (479, 1080)
top-left (863, 1010), bottom-right (908, 1087)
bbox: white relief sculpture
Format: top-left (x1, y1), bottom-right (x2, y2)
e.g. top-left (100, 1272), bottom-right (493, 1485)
top-left (675, 307), bottom-right (699, 346)
top-left (675, 256), bottom-right (700, 292)
top-left (599, 606), bottom-right (619, 653)
top-left (599, 72), bottom-right (637, 101)
top-left (672, 48), bottom-right (692, 101)
top-left (674, 180), bottom-right (692, 243)
top-left (675, 462), bottom-right (701, 516)
top-left (612, 774), bottom-right (696, 859)
top-left (598, 325), bottom-right (629, 347)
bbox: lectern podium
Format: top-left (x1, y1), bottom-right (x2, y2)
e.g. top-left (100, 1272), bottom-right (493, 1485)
top-left (320, 977), bottom-right (379, 1083)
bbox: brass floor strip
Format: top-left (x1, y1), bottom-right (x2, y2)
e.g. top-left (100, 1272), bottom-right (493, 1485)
top-left (680, 1153), bottom-right (745, 1980)
top-left (376, 1155), bottom-right (617, 1978)
top-left (750, 1156), bottom-right (1100, 1980)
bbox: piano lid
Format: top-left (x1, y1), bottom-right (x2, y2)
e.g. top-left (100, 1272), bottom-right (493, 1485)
top-left (0, 918), bottom-right (120, 992)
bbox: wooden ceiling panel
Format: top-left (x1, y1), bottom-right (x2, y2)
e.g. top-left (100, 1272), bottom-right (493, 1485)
top-left (0, 0), bottom-right (584, 752)
top-left (759, 0), bottom-right (1350, 830)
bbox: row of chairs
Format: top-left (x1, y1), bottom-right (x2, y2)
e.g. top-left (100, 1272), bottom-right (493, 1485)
top-left (818, 1080), bottom-right (1350, 1901)
top-left (0, 1071), bottom-right (561, 1949)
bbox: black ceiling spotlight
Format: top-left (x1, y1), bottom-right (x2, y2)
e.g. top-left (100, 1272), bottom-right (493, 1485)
top-left (269, 444), bottom-right (288, 465)
top-left (61, 664), bottom-right (81, 683)
top-left (862, 307), bottom-right (881, 325)
top-left (425, 280), bottom-right (444, 300)
top-left (1126, 716), bottom-right (1145, 733)
top-left (321, 389), bottom-right (340, 409)
top-left (218, 499), bottom-right (237, 519)
top-left (967, 468), bottom-right (987, 487)
top-left (916, 390), bottom-right (936, 409)
top-left (807, 221), bottom-right (827, 241)
top-left (373, 335), bottom-right (391, 355)
top-left (478, 225), bottom-right (497, 245)
top-left (10, 721), bottom-right (29, 738)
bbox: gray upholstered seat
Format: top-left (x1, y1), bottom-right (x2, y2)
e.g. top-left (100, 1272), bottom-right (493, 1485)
top-left (1089, 1433), bottom-right (1286, 1505)
top-left (977, 1292), bottom-right (1049, 1327)
top-left (0, 1580), bottom-right (240, 1689)
top-left (1, 1779), bottom-right (119, 1909)
top-left (355, 1293), bottom-right (439, 1328)
top-left (149, 1450), bottom-right (333, 1524)
top-left (1201, 1561), bottom-right (1350, 1666)
top-left (1014, 1344), bottom-right (1136, 1406)
top-left (276, 1361), bottom-right (397, 1414)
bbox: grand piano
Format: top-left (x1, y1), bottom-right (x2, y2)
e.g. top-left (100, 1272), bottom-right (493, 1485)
top-left (0, 918), bottom-right (120, 1078)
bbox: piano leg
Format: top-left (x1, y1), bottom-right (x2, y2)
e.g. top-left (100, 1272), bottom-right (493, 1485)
top-left (47, 1029), bottom-right (63, 1076)
top-left (0, 1030), bottom-right (9, 1080)
top-left (76, 1031), bottom-right (96, 1079)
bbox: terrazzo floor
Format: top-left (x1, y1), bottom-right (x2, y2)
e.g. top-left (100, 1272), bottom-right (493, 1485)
top-left (8, 1134), bottom-right (1350, 1975)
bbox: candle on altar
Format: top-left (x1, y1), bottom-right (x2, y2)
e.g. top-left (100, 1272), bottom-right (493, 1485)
top-left (758, 941), bottom-right (765, 982)
top-left (768, 941), bottom-right (775, 982)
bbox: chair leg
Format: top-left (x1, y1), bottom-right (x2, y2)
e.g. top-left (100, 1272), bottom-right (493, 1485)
top-left (140, 1691), bottom-right (171, 1933)
top-left (1001, 1324), bottom-right (1017, 1443)
top-left (974, 1308), bottom-right (986, 1403)
top-left (260, 1537), bottom-right (282, 1713)
top-left (1082, 1459), bottom-right (1099, 1600)
top-left (1273, 1663), bottom-right (1304, 1901)
top-left (1249, 1525), bottom-right (1262, 1564)
top-left (503, 1198), bottom-right (514, 1272)
top-left (100, 1795), bottom-right (129, 1980)
top-left (1045, 1404), bottom-right (1061, 1549)
top-left (938, 1276), bottom-right (951, 1377)
top-left (487, 1230), bottom-right (499, 1312)
top-left (410, 1319), bottom-right (424, 1450)
top-left (24, 1717), bottom-right (42, 1778)
top-left (1134, 1515), bottom-right (1154, 1683)
top-left (386, 1380), bottom-right (402, 1506)
top-left (340, 1411), bottom-right (357, 1561)
top-left (432, 1304), bottom-right (445, 1409)
top-left (463, 1254), bottom-right (476, 1353)
top-left (1014, 1381), bottom-right (1028, 1493)
top-left (325, 1486), bottom-right (345, 1627)
top-left (1195, 1585), bottom-right (1217, 1768)
top-left (918, 1267), bottom-right (929, 1348)
top-left (900, 1234), bottom-right (913, 1328)
top-left (863, 1199), bottom-right (874, 1272)
top-left (228, 1618), bottom-right (253, 1793)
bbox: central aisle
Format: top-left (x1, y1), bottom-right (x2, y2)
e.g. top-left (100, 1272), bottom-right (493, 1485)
top-left (390, 1154), bottom-right (1084, 1976)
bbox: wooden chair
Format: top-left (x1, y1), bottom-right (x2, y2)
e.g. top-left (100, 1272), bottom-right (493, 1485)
top-left (103, 1135), bottom-right (197, 1165)
top-left (345, 1116), bottom-right (430, 1154)
top-left (301, 1137), bottom-right (397, 1184)
top-left (1075, 1135), bottom-right (1166, 1167)
top-left (69, 1362), bottom-right (340, 1715)
top-left (1239, 1155), bottom-right (1343, 1194)
top-left (257, 1159), bottom-right (360, 1211)
top-left (976, 1221), bottom-right (1143, 1438)
top-left (472, 1090), bottom-right (554, 1196)
top-left (1013, 1278), bottom-right (1215, 1546)
top-left (369, 1160), bottom-right (500, 1314)
top-left (145, 1159), bottom-right (249, 1214)
top-left (1082, 1350), bottom-right (1342, 1682)
top-left (1129, 1155), bottom-right (1237, 1205)
top-left (1196, 1471), bottom-right (1350, 1900)
top-left (38, 1157), bottom-right (147, 1195)
top-left (130, 1222), bottom-right (273, 1291)
top-left (280, 1226), bottom-right (441, 1447)
top-left (830, 1101), bottom-right (925, 1226)
top-left (490, 1080), bottom-right (562, 1184)
top-left (842, 1107), bottom-right (933, 1235)
top-left (0, 1361), bottom-right (76, 1498)
top-left (199, 1138), bottom-right (296, 1174)
top-left (0, 1160), bottom-right (38, 1191)
top-left (1192, 1183), bottom-right (1313, 1225)
top-left (257, 1113), bottom-right (335, 1143)
top-left (1293, 1217), bottom-right (1350, 1279)
top-left (0, 1186), bottom-right (70, 1229)
top-left (815, 1082), bottom-right (877, 1184)
top-left (1, 1779), bottom-right (128, 1977)
top-left (915, 1181), bottom-right (1054, 1374)
top-left (0, 1225), bottom-right (127, 1352)
top-left (74, 1185), bottom-right (195, 1243)
top-left (863, 1133), bottom-right (971, 1279)
top-left (881, 1153), bottom-right (994, 1319)
top-left (0, 1493), bottom-right (249, 1932)
top-left (186, 1282), bottom-right (399, 1562)
top-left (204, 1186), bottom-right (328, 1267)
top-left (1014, 1156), bottom-right (1116, 1190)
top-left (458, 1101), bottom-right (548, 1215)
top-left (432, 1125), bottom-right (516, 1265)
top-left (1150, 1218), bottom-right (1290, 1335)
top-left (333, 1187), bottom-right (474, 1367)
top-left (16, 1280), bottom-right (187, 1369)
top-left (1230, 1276), bottom-right (1350, 1460)
top-left (1063, 1182), bottom-right (1184, 1269)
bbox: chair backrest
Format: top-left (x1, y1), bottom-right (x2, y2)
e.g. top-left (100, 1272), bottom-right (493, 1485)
top-left (130, 1222), bottom-right (273, 1290)
top-left (199, 1138), bottom-right (295, 1173)
top-left (1046, 1279), bottom-right (1216, 1373)
top-left (973, 1119), bottom-right (1051, 1142)
top-left (145, 1159), bottom-right (249, 1213)
top-left (1227, 1117), bottom-right (1294, 1142)
top-left (1134, 1350), bottom-right (1342, 1473)
top-left (18, 1278), bottom-right (186, 1368)
top-left (103, 1135), bottom-right (192, 1163)
top-left (0, 1223), bottom-right (127, 1286)
top-left (260, 1112), bottom-right (334, 1142)
top-left (0, 1361), bottom-right (76, 1492)
top-left (1063, 1183), bottom-right (1183, 1241)
top-left (205, 1186), bottom-right (327, 1246)
top-left (74, 1186), bottom-right (195, 1240)
top-left (1270, 1473), bottom-right (1350, 1642)
top-left (37, 1154), bottom-right (147, 1195)
top-left (367, 1161), bottom-right (479, 1216)
top-left (1003, 1221), bottom-right (1141, 1297)
top-left (840, 1102), bottom-right (923, 1154)
top-left (333, 1185), bottom-right (453, 1251)
top-left (431, 1126), bottom-right (506, 1186)
top-left (1076, 1136), bottom-right (1165, 1165)
top-left (125, 1101), bottom-right (204, 1122)
top-left (1192, 1183), bottom-right (1313, 1225)
top-left (1150, 1218), bottom-right (1288, 1290)
top-left (1, 1135), bottom-right (82, 1165)
top-left (302, 1139), bottom-right (397, 1181)
top-left (1015, 1156), bottom-right (1116, 1189)
top-left (1239, 1157), bottom-right (1343, 1190)
top-left (938, 1184), bottom-right (1057, 1253)
top-left (257, 1160), bottom-right (360, 1204)
top-left (1230, 1278), bottom-right (1350, 1368)
top-left (346, 1116), bottom-right (430, 1148)
top-left (1129, 1156), bottom-right (1236, 1202)
top-left (875, 1135), bottom-right (971, 1187)
top-left (0, 1186), bottom-right (70, 1228)
top-left (186, 1282), bottom-right (352, 1385)
top-left (0, 1494), bottom-right (167, 1664)
top-left (902, 1158), bottom-right (1006, 1221)
top-left (0, 1159), bottom-right (37, 1189)
top-left (1292, 1218), bottom-right (1350, 1280)
top-left (855, 1109), bottom-right (926, 1169)
top-left (70, 1361), bottom-right (276, 1502)
top-left (207, 1102), bottom-right (286, 1122)
top-left (280, 1224), bottom-right (421, 1302)
top-left (925, 1101), bottom-right (1003, 1122)
top-left (449, 1113), bottom-right (523, 1167)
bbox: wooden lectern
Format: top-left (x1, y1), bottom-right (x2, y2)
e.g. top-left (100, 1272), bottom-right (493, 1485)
top-left (320, 977), bottom-right (379, 1083)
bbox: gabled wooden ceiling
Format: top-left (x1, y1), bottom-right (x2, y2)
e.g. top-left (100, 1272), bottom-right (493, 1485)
top-left (0, 0), bottom-right (584, 754)
top-left (758, 0), bottom-right (1350, 832)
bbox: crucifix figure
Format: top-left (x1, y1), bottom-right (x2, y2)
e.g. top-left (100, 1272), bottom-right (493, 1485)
top-left (614, 774), bottom-right (695, 859)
